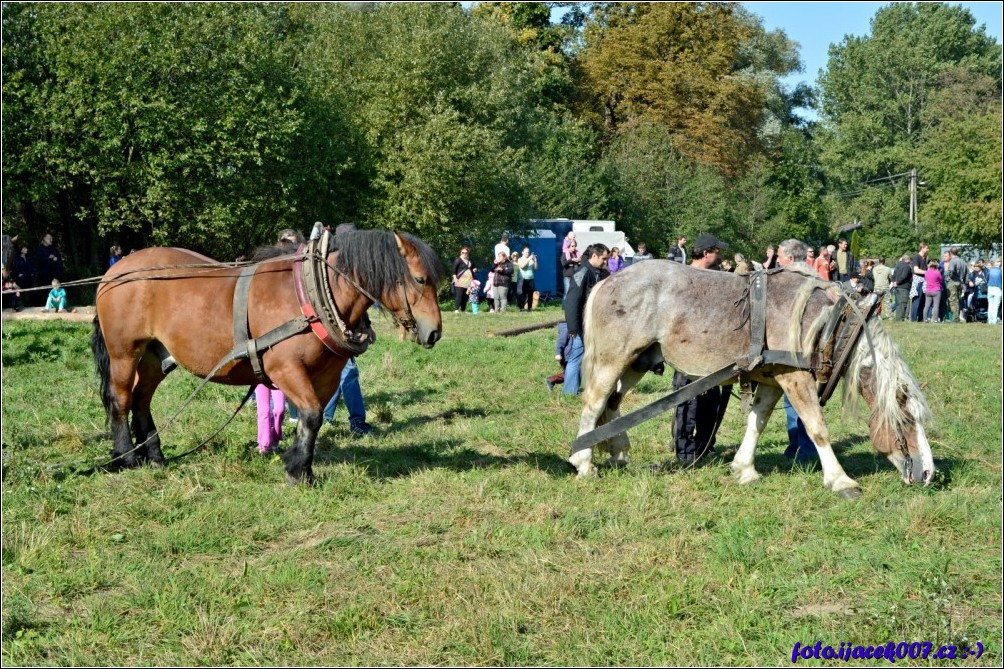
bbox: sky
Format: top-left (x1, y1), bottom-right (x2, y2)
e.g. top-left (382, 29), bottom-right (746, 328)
top-left (743, 1), bottom-right (1003, 105)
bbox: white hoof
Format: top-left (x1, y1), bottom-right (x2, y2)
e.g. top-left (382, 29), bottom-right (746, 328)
top-left (826, 474), bottom-right (860, 494)
top-left (731, 462), bottom-right (761, 485)
top-left (569, 449), bottom-right (596, 478)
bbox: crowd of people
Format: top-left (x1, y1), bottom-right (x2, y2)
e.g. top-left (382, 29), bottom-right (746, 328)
top-left (1, 233), bottom-right (70, 311)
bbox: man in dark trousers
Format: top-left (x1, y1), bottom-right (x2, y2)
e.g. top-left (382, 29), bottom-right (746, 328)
top-left (890, 253), bottom-right (914, 321)
top-left (562, 243), bottom-right (609, 396)
top-left (671, 233), bottom-right (732, 467)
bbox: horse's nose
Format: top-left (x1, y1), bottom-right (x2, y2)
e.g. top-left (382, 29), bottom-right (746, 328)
top-left (426, 330), bottom-right (441, 347)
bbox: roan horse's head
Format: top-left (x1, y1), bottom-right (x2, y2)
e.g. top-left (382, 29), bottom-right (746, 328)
top-left (332, 229), bottom-right (443, 349)
top-left (844, 322), bottom-right (936, 486)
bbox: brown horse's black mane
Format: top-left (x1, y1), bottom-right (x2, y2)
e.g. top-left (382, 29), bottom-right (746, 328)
top-left (251, 228), bottom-right (443, 294)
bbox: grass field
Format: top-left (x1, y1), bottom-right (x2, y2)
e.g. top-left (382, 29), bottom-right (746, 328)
top-left (2, 306), bottom-right (1001, 665)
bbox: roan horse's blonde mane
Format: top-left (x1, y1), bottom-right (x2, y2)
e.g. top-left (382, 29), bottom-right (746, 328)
top-left (784, 272), bottom-right (932, 440)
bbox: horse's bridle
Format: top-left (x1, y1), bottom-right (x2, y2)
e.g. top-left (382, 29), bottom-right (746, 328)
top-left (317, 248), bottom-right (420, 337)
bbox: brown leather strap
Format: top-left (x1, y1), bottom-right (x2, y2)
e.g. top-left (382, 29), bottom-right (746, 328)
top-left (233, 264), bottom-right (268, 384)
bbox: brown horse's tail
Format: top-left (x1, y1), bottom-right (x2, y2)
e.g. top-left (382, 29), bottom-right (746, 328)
top-left (91, 314), bottom-right (114, 423)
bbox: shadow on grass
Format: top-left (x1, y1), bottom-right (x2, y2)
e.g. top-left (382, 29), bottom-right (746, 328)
top-left (313, 437), bottom-right (572, 480)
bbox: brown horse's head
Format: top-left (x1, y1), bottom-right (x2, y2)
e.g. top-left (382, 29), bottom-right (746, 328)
top-left (392, 232), bottom-right (443, 348)
top-left (333, 228), bottom-right (443, 348)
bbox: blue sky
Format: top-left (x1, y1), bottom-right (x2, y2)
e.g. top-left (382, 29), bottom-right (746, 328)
top-left (743, 2), bottom-right (1003, 93)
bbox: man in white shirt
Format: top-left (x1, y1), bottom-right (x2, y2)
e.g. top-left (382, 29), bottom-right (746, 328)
top-left (493, 234), bottom-right (510, 263)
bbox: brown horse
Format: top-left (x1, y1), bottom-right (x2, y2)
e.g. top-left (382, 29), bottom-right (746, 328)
top-left (572, 260), bottom-right (935, 498)
top-left (90, 228), bottom-right (443, 484)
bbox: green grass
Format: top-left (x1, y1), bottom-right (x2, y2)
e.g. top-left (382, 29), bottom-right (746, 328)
top-left (2, 307), bottom-right (1001, 665)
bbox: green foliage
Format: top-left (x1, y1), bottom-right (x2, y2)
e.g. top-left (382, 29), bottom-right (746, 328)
top-left (817, 2), bottom-right (1001, 249)
top-left (1, 1), bottom-right (997, 267)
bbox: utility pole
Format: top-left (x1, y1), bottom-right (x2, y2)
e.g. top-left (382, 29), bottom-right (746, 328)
top-left (909, 168), bottom-right (918, 233)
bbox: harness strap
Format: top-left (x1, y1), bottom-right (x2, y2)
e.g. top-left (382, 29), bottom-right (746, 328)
top-left (294, 231), bottom-right (371, 358)
top-left (233, 264), bottom-right (268, 384)
top-left (570, 363), bottom-right (740, 456)
top-left (818, 293), bottom-right (881, 406)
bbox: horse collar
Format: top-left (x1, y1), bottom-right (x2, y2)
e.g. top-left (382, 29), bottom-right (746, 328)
top-left (292, 231), bottom-right (373, 357)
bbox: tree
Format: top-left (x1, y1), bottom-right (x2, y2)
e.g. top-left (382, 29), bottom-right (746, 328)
top-left (2, 4), bottom-right (310, 264)
top-left (816, 2), bottom-right (1001, 247)
top-left (575, 2), bottom-right (800, 176)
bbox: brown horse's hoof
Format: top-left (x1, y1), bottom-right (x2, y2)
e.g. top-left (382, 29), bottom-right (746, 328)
top-left (837, 487), bottom-right (862, 501)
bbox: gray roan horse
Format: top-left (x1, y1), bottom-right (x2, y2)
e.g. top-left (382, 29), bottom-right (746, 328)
top-left (571, 260), bottom-right (935, 498)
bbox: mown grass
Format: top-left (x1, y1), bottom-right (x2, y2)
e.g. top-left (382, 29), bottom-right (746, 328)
top-left (2, 307), bottom-right (1001, 665)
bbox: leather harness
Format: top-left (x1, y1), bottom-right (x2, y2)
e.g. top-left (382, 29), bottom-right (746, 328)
top-left (569, 269), bottom-right (880, 456)
top-left (228, 230), bottom-right (376, 386)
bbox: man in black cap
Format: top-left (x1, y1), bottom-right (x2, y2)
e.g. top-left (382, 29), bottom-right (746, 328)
top-left (671, 233), bottom-right (732, 466)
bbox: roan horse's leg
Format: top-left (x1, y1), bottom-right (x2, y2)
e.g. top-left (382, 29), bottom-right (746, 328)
top-left (571, 359), bottom-right (632, 477)
top-left (730, 383), bottom-right (783, 485)
top-left (597, 368), bottom-right (647, 468)
top-left (776, 371), bottom-right (862, 499)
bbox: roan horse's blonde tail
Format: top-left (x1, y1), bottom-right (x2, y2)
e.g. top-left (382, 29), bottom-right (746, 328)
top-left (843, 320), bottom-right (932, 437)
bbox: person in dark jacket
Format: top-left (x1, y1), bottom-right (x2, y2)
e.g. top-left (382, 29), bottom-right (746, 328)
top-left (562, 244), bottom-right (609, 395)
top-left (666, 235), bottom-right (687, 263)
top-left (671, 233), bottom-right (732, 467)
top-left (492, 250), bottom-right (513, 314)
top-left (890, 253), bottom-right (914, 321)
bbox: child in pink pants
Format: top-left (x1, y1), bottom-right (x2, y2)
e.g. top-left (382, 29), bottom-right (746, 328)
top-left (255, 384), bottom-right (285, 454)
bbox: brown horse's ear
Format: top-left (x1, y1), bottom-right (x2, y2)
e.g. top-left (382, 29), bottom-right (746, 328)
top-left (394, 232), bottom-right (415, 259)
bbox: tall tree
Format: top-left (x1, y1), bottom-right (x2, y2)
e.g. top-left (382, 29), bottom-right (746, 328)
top-left (2, 4), bottom-right (310, 264)
top-left (817, 2), bottom-right (1001, 247)
top-left (575, 2), bottom-right (799, 176)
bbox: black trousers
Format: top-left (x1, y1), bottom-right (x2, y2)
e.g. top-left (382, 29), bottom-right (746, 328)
top-left (518, 278), bottom-right (535, 310)
top-left (672, 370), bottom-right (731, 457)
top-left (453, 286), bottom-right (469, 312)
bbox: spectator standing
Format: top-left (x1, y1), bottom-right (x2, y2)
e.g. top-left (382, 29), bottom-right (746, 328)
top-left (814, 246), bottom-right (833, 281)
top-left (890, 254), bottom-right (913, 321)
top-left (492, 250), bottom-right (513, 314)
top-left (945, 247), bottom-right (968, 323)
top-left (516, 246), bottom-right (538, 312)
top-left (508, 251), bottom-right (520, 307)
top-left (493, 234), bottom-right (511, 264)
top-left (36, 233), bottom-right (65, 289)
top-left (923, 260), bottom-right (944, 323)
top-left (834, 238), bottom-right (857, 281)
top-left (987, 260), bottom-right (1002, 326)
top-left (806, 247), bottom-right (816, 266)
top-left (666, 235), bottom-right (687, 263)
top-left (451, 246), bottom-right (476, 314)
top-left (871, 257), bottom-right (892, 316)
top-left (561, 239), bottom-right (581, 299)
top-left (13, 245), bottom-right (35, 298)
top-left (109, 245), bottom-right (123, 267)
top-left (633, 242), bottom-right (652, 262)
top-left (607, 247), bottom-right (625, 273)
top-left (762, 245), bottom-right (778, 270)
top-left (562, 244), bottom-right (609, 395)
top-left (910, 243), bottom-right (930, 322)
